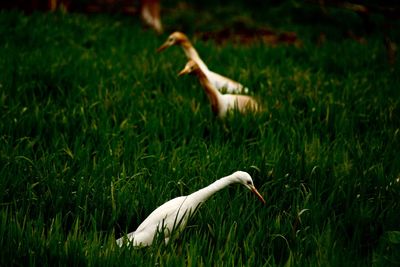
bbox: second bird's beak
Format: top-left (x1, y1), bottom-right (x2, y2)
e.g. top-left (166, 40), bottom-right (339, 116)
top-left (156, 42), bottom-right (170, 53)
top-left (178, 67), bottom-right (189, 77)
top-left (250, 186), bottom-right (266, 204)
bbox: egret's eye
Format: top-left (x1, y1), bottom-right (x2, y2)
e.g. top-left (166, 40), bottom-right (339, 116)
top-left (246, 181), bottom-right (252, 185)
top-left (168, 37), bottom-right (174, 42)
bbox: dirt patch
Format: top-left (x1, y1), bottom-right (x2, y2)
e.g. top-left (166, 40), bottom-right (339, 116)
top-left (195, 24), bottom-right (301, 47)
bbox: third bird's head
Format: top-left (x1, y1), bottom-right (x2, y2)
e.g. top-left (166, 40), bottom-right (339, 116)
top-left (157, 32), bottom-right (189, 52)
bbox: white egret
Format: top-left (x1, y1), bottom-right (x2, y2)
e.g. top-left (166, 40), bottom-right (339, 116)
top-left (157, 31), bottom-right (249, 94)
top-left (140, 0), bottom-right (163, 33)
top-left (178, 59), bottom-right (261, 118)
top-left (116, 171), bottom-right (265, 247)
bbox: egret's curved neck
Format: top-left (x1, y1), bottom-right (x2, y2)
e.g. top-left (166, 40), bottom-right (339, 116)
top-left (194, 68), bottom-right (222, 115)
top-left (181, 41), bottom-right (209, 72)
top-left (189, 176), bottom-right (236, 204)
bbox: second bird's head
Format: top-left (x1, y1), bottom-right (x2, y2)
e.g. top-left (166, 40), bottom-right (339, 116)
top-left (178, 59), bottom-right (200, 77)
top-left (157, 31), bottom-right (189, 52)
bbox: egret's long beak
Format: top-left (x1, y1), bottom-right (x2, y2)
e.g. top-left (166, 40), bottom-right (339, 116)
top-left (156, 42), bottom-right (170, 53)
top-left (178, 66), bottom-right (190, 77)
top-left (250, 186), bottom-right (266, 204)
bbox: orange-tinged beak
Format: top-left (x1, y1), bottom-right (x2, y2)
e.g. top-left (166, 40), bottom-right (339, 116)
top-left (251, 186), bottom-right (266, 204)
top-left (156, 42), bottom-right (170, 53)
top-left (178, 66), bottom-right (190, 77)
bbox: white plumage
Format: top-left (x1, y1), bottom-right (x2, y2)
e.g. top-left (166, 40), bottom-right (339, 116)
top-left (157, 31), bottom-right (249, 94)
top-left (116, 171), bottom-right (265, 247)
top-left (178, 60), bottom-right (261, 118)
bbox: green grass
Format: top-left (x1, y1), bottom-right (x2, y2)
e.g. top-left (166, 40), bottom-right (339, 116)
top-left (1, 4), bottom-right (400, 266)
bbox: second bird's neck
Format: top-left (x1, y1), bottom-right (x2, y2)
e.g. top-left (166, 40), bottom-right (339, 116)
top-left (195, 69), bottom-right (222, 115)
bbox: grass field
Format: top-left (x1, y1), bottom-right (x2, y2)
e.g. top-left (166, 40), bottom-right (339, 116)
top-left (1, 2), bottom-right (400, 266)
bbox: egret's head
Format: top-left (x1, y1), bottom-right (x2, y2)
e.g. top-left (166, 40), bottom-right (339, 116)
top-left (178, 59), bottom-right (199, 76)
top-left (233, 171), bottom-right (266, 204)
top-left (157, 32), bottom-right (189, 52)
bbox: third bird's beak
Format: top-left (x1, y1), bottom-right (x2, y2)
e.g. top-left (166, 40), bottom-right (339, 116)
top-left (156, 42), bottom-right (170, 53)
top-left (251, 186), bottom-right (266, 204)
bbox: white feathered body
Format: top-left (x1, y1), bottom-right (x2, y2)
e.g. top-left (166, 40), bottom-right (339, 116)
top-left (116, 195), bottom-right (200, 247)
top-left (204, 69), bottom-right (248, 94)
top-left (116, 171), bottom-right (265, 247)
